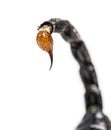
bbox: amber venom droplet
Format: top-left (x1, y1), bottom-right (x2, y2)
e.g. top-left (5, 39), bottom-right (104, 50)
top-left (36, 30), bottom-right (53, 70)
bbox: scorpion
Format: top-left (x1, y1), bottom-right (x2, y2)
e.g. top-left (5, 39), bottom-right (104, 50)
top-left (36, 18), bottom-right (111, 130)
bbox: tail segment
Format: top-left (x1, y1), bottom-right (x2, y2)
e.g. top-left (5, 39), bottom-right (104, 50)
top-left (49, 18), bottom-right (103, 110)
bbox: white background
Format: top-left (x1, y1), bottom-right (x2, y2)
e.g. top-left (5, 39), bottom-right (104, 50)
top-left (0, 0), bottom-right (111, 130)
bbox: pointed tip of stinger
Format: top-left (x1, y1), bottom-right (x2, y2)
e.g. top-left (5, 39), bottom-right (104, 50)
top-left (48, 51), bottom-right (53, 70)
